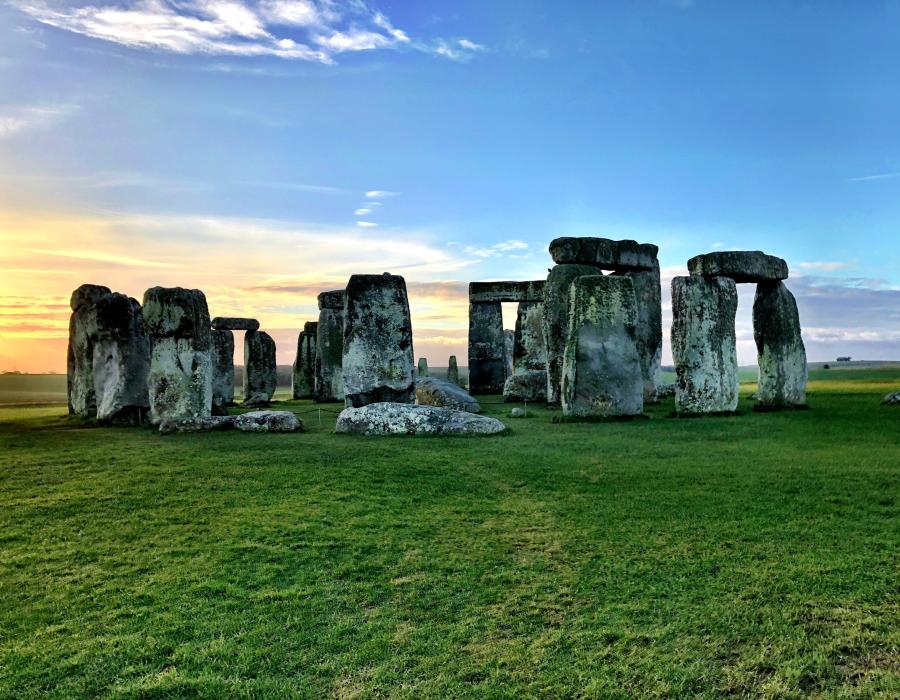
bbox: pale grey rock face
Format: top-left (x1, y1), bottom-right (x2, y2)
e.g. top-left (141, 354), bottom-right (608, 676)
top-left (882, 392), bottom-right (900, 405)
top-left (342, 273), bottom-right (415, 408)
top-left (447, 355), bottom-right (459, 385)
top-left (513, 302), bottom-right (546, 372)
top-left (211, 329), bottom-right (235, 413)
top-left (504, 329), bottom-right (515, 379)
top-left (315, 305), bottom-right (345, 402)
top-left (159, 415), bottom-right (234, 434)
top-left (416, 376), bottom-right (481, 413)
top-left (335, 402), bottom-right (505, 436)
top-left (243, 330), bottom-right (277, 406)
top-left (468, 301), bottom-right (505, 394)
top-left (655, 382), bottom-right (676, 399)
top-left (671, 276), bottom-right (739, 415)
top-left (234, 410), bottom-right (302, 432)
top-left (613, 262), bottom-right (662, 401)
top-left (417, 357), bottom-right (429, 377)
top-left (292, 321), bottom-right (317, 400)
top-left (549, 237), bottom-right (658, 271)
top-left (753, 281), bottom-right (807, 410)
top-left (91, 293), bottom-right (151, 424)
top-left (142, 287), bottom-right (213, 425)
top-left (561, 275), bottom-right (644, 418)
top-left (542, 264), bottom-right (603, 404)
top-left (68, 284), bottom-right (110, 417)
top-left (503, 369), bottom-right (547, 403)
top-left (688, 251), bottom-right (788, 283)
top-left (468, 280), bottom-right (545, 303)
top-left (510, 407), bottom-right (526, 418)
top-left (211, 317), bottom-right (259, 331)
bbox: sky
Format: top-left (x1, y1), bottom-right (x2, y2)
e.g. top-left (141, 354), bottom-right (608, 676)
top-left (1, 0), bottom-right (899, 372)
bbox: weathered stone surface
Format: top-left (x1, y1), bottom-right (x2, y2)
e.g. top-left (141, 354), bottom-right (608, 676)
top-left (503, 369), bottom-right (547, 403)
top-left (234, 410), bottom-right (303, 432)
top-left (510, 407), bottom-right (526, 418)
top-left (315, 292), bottom-right (345, 402)
top-left (753, 281), bottom-right (807, 410)
top-left (335, 402), bottom-right (505, 436)
top-left (292, 321), bottom-right (317, 400)
top-left (513, 301), bottom-right (546, 372)
top-left (549, 237), bottom-right (658, 271)
top-left (655, 382), bottom-right (676, 399)
top-left (67, 284), bottom-right (110, 417)
top-left (561, 275), bottom-right (644, 418)
top-left (468, 280), bottom-right (545, 303)
top-left (613, 261), bottom-right (662, 401)
top-left (211, 329), bottom-right (235, 413)
top-left (468, 301), bottom-right (505, 394)
top-left (542, 264), bottom-right (602, 404)
top-left (417, 357), bottom-right (429, 377)
top-left (688, 251), bottom-right (788, 283)
top-left (159, 415), bottom-right (234, 434)
top-left (447, 355), bottom-right (459, 385)
top-left (92, 292), bottom-right (151, 423)
top-left (342, 273), bottom-right (415, 408)
top-left (504, 329), bottom-right (515, 379)
top-left (142, 287), bottom-right (213, 425)
top-left (211, 317), bottom-right (259, 331)
top-left (243, 330), bottom-right (277, 406)
top-left (671, 276), bottom-right (739, 415)
top-left (882, 392), bottom-right (900, 405)
top-left (416, 376), bottom-right (481, 413)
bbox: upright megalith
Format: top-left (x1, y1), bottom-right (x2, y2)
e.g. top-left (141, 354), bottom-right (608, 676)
top-left (542, 264), bottom-right (602, 404)
top-left (504, 330), bottom-right (515, 379)
top-left (513, 301), bottom-right (546, 372)
top-left (447, 355), bottom-right (459, 385)
top-left (292, 321), bottom-right (318, 400)
top-left (561, 275), bottom-right (643, 418)
top-left (342, 273), bottom-right (415, 408)
top-left (417, 357), bottom-right (429, 377)
top-left (671, 276), bottom-right (739, 415)
top-left (613, 261), bottom-right (662, 401)
top-left (468, 300), bottom-right (505, 394)
top-left (142, 287), bottom-right (213, 424)
top-left (68, 284), bottom-right (111, 416)
top-left (91, 292), bottom-right (150, 423)
top-left (753, 281), bottom-right (808, 410)
top-left (315, 290), bottom-right (345, 402)
top-left (243, 330), bottom-right (277, 406)
top-left (211, 329), bottom-right (235, 413)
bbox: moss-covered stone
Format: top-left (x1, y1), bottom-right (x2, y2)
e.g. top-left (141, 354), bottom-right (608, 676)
top-left (753, 281), bottom-right (807, 410)
top-left (243, 330), bottom-right (277, 406)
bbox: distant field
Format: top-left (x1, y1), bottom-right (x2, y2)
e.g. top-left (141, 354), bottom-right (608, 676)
top-left (1, 368), bottom-right (898, 697)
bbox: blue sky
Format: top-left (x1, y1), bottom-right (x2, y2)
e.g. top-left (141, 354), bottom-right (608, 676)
top-left (1, 0), bottom-right (899, 371)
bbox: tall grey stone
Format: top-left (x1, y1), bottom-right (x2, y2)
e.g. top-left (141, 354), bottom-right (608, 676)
top-left (561, 275), bottom-right (643, 418)
top-left (613, 261), bottom-right (662, 401)
top-left (468, 301), bottom-right (505, 394)
top-left (292, 321), bottom-right (317, 400)
top-left (688, 251), bottom-right (788, 283)
top-left (504, 329), bottom-right (515, 379)
top-left (542, 264), bottom-right (602, 404)
top-left (142, 287), bottom-right (213, 425)
top-left (671, 276), bottom-right (739, 415)
top-left (753, 281), bottom-right (808, 410)
top-left (315, 290), bottom-right (345, 402)
top-left (417, 357), bottom-right (429, 377)
top-left (67, 284), bottom-right (111, 417)
top-left (447, 355), bottom-right (459, 385)
top-left (513, 301), bottom-right (546, 372)
top-left (211, 329), bottom-right (235, 413)
top-left (91, 292), bottom-right (150, 424)
top-left (342, 273), bottom-right (415, 408)
top-left (243, 330), bottom-right (277, 406)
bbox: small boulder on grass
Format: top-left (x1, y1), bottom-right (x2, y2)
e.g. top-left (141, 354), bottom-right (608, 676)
top-left (510, 407), bottom-right (527, 418)
top-left (882, 392), bottom-right (900, 406)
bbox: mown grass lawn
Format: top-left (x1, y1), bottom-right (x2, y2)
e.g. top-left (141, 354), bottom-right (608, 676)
top-left (1, 370), bottom-right (898, 698)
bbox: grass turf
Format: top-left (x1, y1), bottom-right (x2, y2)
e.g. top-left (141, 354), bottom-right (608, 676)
top-left (0, 370), bottom-right (898, 698)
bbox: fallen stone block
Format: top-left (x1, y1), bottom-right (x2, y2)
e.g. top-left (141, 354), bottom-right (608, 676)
top-left (335, 402), bottom-right (506, 436)
top-left (234, 410), bottom-right (303, 432)
top-left (882, 392), bottom-right (900, 405)
top-left (159, 415), bottom-right (235, 434)
top-left (416, 376), bottom-right (481, 413)
top-left (503, 369), bottom-right (547, 403)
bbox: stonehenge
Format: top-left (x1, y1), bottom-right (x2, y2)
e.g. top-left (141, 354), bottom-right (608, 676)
top-left (243, 330), bottom-right (277, 406)
top-left (342, 273), bottom-right (415, 408)
top-left (336, 403), bottom-right (505, 436)
top-left (211, 317), bottom-right (260, 331)
top-left (292, 321), bottom-right (318, 400)
top-left (315, 290), bottom-right (345, 402)
top-left (688, 251), bottom-right (788, 283)
top-left (447, 355), bottom-right (459, 385)
top-left (415, 376), bottom-right (481, 413)
top-left (211, 329), bottom-right (235, 414)
top-left (753, 281), bottom-right (807, 410)
top-left (417, 357), bottom-right (429, 377)
top-left (68, 284), bottom-right (112, 417)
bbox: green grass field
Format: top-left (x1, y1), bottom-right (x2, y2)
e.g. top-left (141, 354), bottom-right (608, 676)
top-left (1, 370), bottom-right (898, 698)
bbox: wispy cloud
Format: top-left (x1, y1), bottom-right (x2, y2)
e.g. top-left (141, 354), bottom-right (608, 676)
top-left (356, 220), bottom-right (377, 228)
top-left (464, 239), bottom-right (530, 258)
top-left (0, 104), bottom-right (79, 139)
top-left (238, 179), bottom-right (344, 193)
top-left (846, 171), bottom-right (900, 182)
top-left (365, 189), bottom-right (400, 199)
top-left (354, 207), bottom-right (372, 216)
top-left (11, 1), bottom-right (487, 64)
top-left (19, 247), bottom-right (178, 268)
top-left (796, 261), bottom-right (852, 272)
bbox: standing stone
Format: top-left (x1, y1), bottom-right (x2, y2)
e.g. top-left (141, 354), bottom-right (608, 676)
top-left (91, 292), bottom-right (150, 424)
top-left (753, 281), bottom-right (808, 410)
top-left (342, 273), bottom-right (415, 408)
top-left (561, 275), bottom-right (643, 418)
top-left (243, 330), bottom-right (277, 406)
top-left (671, 276), bottom-right (739, 415)
top-left (292, 321), bottom-right (318, 400)
top-left (417, 357), bottom-right (429, 377)
top-left (513, 301), bottom-right (546, 372)
top-left (211, 329), bottom-right (235, 414)
top-left (447, 355), bottom-right (460, 385)
top-left (542, 264), bottom-right (602, 404)
top-left (315, 290), bottom-right (345, 402)
top-left (504, 330), bottom-right (515, 379)
top-left (468, 301), bottom-right (505, 394)
top-left (613, 261), bottom-right (662, 401)
top-left (142, 287), bottom-right (213, 425)
top-left (68, 284), bottom-right (111, 417)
